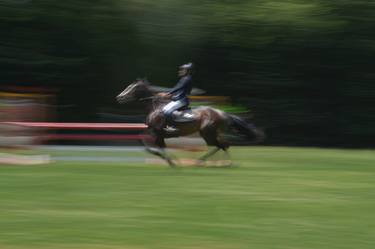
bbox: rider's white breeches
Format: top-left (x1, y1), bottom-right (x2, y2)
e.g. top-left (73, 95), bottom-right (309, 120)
top-left (162, 99), bottom-right (188, 120)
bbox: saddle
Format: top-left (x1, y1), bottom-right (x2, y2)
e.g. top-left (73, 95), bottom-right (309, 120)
top-left (170, 107), bottom-right (196, 124)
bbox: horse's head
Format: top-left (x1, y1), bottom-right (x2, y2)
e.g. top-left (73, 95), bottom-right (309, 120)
top-left (116, 79), bottom-right (151, 104)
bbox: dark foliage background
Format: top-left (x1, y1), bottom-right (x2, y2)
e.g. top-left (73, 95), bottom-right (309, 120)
top-left (1, 0), bottom-right (374, 147)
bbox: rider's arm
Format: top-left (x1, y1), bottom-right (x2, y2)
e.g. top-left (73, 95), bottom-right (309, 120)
top-left (168, 76), bottom-right (191, 94)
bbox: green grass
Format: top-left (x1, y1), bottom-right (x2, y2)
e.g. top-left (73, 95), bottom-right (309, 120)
top-left (0, 147), bottom-right (375, 249)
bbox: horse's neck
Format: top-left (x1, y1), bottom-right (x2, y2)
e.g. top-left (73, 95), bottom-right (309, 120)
top-left (141, 85), bottom-right (168, 113)
top-left (150, 98), bottom-right (167, 111)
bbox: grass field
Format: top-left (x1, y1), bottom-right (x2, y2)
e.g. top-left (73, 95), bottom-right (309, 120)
top-left (0, 146), bottom-right (374, 249)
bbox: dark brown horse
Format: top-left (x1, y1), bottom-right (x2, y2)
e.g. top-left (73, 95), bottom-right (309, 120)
top-left (117, 79), bottom-right (264, 166)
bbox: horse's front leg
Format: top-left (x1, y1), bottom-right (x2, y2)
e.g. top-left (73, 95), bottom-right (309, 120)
top-left (142, 131), bottom-right (175, 167)
top-left (145, 145), bottom-right (175, 167)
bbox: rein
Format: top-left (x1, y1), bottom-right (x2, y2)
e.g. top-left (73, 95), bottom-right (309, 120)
top-left (139, 96), bottom-right (156, 101)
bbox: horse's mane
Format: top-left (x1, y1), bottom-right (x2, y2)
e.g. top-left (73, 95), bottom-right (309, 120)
top-left (136, 78), bottom-right (150, 84)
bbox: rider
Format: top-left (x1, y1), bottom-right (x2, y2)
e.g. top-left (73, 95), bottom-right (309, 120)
top-left (159, 62), bottom-right (194, 133)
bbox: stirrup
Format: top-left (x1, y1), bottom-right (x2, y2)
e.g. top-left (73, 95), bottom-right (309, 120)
top-left (163, 125), bottom-right (180, 135)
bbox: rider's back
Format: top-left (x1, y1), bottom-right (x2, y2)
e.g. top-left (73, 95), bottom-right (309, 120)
top-left (169, 75), bottom-right (192, 101)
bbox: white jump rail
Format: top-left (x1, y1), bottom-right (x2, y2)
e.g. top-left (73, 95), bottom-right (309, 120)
top-left (2, 122), bottom-right (148, 130)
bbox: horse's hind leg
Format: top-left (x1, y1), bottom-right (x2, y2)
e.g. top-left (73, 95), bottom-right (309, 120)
top-left (222, 147), bottom-right (233, 167)
top-left (199, 147), bottom-right (220, 162)
top-left (198, 128), bottom-right (229, 165)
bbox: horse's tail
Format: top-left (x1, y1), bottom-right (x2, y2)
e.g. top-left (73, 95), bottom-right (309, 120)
top-left (228, 114), bottom-right (265, 143)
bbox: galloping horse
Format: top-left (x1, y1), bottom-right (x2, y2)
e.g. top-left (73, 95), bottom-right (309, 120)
top-left (117, 79), bottom-right (264, 166)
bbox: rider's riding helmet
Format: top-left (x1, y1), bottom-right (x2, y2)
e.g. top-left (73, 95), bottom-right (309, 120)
top-left (178, 62), bottom-right (194, 77)
top-left (179, 62), bottom-right (194, 75)
top-left (179, 62), bottom-right (193, 70)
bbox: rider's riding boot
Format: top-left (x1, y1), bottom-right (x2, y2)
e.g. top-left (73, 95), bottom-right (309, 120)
top-left (163, 111), bottom-right (195, 135)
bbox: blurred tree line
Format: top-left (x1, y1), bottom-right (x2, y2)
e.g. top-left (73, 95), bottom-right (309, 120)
top-left (1, 0), bottom-right (374, 147)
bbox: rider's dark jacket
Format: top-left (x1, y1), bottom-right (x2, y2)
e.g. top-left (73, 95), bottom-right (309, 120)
top-left (168, 75), bottom-right (192, 102)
